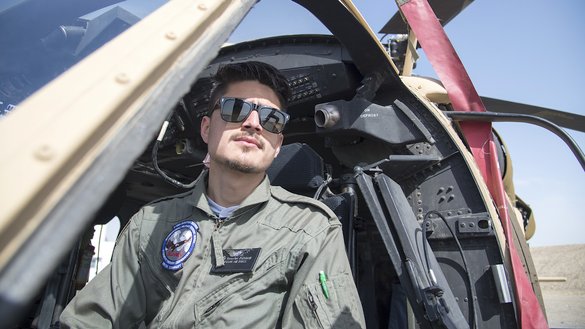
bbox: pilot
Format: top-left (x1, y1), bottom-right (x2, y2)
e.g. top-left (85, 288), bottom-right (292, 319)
top-left (60, 61), bottom-right (366, 328)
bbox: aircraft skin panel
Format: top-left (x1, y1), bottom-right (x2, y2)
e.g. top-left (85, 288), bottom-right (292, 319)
top-left (403, 78), bottom-right (510, 255)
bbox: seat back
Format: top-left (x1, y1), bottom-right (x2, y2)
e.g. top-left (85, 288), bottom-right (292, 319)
top-left (266, 143), bottom-right (325, 197)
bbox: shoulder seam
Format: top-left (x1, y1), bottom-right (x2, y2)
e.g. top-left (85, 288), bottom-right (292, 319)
top-left (270, 186), bottom-right (337, 221)
top-left (145, 190), bottom-right (193, 207)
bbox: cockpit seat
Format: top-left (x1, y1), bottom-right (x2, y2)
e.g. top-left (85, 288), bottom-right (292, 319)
top-left (266, 143), bottom-right (325, 197)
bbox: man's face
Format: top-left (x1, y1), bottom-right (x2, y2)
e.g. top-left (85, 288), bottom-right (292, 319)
top-left (200, 80), bottom-right (284, 174)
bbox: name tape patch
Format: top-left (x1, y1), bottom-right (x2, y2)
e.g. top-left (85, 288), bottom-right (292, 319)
top-left (211, 248), bottom-right (261, 273)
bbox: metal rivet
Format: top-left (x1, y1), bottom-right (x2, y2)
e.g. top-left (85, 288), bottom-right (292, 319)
top-left (115, 73), bottom-right (130, 84)
top-left (165, 31), bottom-right (177, 40)
top-left (34, 145), bottom-right (54, 161)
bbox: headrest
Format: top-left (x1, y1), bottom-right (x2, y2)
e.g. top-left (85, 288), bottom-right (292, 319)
top-left (267, 143), bottom-right (324, 196)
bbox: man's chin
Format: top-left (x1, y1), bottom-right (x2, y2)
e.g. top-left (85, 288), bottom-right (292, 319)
top-left (223, 159), bottom-right (264, 174)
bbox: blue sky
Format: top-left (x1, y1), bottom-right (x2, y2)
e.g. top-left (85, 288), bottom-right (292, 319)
top-left (229, 1), bottom-right (585, 246)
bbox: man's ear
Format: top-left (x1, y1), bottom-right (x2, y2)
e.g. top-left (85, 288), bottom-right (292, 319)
top-left (200, 116), bottom-right (210, 144)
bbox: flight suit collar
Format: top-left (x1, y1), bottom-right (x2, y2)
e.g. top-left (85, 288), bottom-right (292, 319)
top-left (187, 170), bottom-right (271, 218)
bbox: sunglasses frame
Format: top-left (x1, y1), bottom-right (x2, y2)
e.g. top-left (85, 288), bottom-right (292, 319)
top-left (214, 97), bottom-right (289, 134)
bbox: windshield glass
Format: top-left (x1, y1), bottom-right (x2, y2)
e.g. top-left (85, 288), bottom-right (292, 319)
top-left (0, 0), bottom-right (166, 117)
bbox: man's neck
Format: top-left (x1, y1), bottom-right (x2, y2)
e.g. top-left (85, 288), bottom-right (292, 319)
top-left (206, 167), bottom-right (264, 207)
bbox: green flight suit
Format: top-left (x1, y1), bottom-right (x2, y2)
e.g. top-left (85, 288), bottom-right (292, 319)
top-left (60, 172), bottom-right (365, 328)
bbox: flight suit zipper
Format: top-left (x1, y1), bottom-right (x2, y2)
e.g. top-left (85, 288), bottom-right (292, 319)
top-left (212, 218), bottom-right (225, 268)
top-left (202, 299), bottom-right (222, 318)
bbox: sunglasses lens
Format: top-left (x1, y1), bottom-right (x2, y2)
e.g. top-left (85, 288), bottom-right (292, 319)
top-left (220, 98), bottom-right (252, 122)
top-left (259, 108), bottom-right (287, 133)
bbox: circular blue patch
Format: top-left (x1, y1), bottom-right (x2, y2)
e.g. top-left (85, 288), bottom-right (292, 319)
top-left (161, 221), bottom-right (198, 270)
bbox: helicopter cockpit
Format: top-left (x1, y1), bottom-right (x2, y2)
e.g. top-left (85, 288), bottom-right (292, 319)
top-left (3, 1), bottom-right (584, 328)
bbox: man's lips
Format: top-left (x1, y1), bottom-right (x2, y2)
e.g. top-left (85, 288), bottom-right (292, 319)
top-left (233, 136), bottom-right (262, 148)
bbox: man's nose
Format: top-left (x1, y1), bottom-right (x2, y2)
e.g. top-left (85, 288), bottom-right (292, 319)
top-left (242, 110), bottom-right (263, 132)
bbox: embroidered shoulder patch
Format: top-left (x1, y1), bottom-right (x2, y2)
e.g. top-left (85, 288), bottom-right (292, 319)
top-left (161, 221), bottom-right (199, 270)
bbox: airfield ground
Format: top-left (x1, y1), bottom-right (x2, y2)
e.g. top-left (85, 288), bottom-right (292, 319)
top-left (531, 244), bottom-right (585, 328)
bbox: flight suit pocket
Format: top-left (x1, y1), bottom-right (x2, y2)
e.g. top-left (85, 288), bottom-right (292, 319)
top-left (193, 249), bottom-right (288, 327)
top-left (296, 272), bottom-right (364, 329)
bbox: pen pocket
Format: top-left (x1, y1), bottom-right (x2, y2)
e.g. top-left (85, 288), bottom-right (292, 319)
top-left (296, 272), bottom-right (364, 329)
top-left (306, 289), bottom-right (328, 328)
top-left (296, 282), bottom-right (333, 328)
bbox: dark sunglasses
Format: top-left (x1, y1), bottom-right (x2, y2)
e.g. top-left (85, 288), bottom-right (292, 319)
top-left (213, 97), bottom-right (289, 134)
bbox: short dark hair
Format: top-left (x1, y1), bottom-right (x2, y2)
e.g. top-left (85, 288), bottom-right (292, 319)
top-left (206, 61), bottom-right (290, 116)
